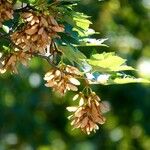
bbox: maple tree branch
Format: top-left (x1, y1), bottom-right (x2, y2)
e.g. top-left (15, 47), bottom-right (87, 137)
top-left (0, 34), bottom-right (85, 80)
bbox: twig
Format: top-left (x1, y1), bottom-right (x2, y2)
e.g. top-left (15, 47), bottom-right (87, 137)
top-left (24, 51), bottom-right (85, 79)
top-left (0, 34), bottom-right (85, 79)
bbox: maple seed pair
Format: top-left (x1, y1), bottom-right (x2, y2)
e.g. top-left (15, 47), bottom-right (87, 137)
top-left (0, 52), bottom-right (31, 74)
top-left (0, 0), bottom-right (13, 27)
top-left (44, 65), bottom-right (81, 95)
top-left (67, 92), bottom-right (106, 134)
top-left (0, 1), bottom-right (106, 134)
top-left (11, 12), bottom-right (64, 54)
top-left (44, 65), bottom-right (106, 134)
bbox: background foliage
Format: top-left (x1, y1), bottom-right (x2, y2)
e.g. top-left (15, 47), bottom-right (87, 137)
top-left (0, 0), bottom-right (150, 149)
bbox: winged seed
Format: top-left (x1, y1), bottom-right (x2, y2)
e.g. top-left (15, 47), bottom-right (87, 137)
top-left (69, 78), bottom-right (80, 85)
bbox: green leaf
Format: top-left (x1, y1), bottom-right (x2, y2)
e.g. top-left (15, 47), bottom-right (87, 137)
top-left (2, 46), bottom-right (11, 52)
top-left (28, 0), bottom-right (46, 4)
top-left (73, 28), bottom-right (98, 37)
top-left (108, 77), bottom-right (150, 84)
top-left (87, 52), bottom-right (135, 72)
top-left (88, 73), bottom-right (150, 85)
top-left (59, 44), bottom-right (86, 65)
top-left (111, 66), bottom-right (135, 71)
top-left (78, 38), bottom-right (108, 47)
top-left (73, 14), bottom-right (92, 31)
top-left (54, 0), bottom-right (80, 5)
top-left (63, 10), bottom-right (92, 35)
top-left (59, 32), bottom-right (79, 45)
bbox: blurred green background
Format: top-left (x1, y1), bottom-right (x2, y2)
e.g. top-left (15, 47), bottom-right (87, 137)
top-left (0, 0), bottom-right (150, 149)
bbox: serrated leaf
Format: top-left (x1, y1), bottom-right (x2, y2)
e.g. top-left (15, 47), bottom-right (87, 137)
top-left (108, 77), bottom-right (150, 84)
top-left (111, 66), bottom-right (135, 71)
top-left (59, 44), bottom-right (86, 65)
top-left (88, 73), bottom-right (150, 85)
top-left (63, 10), bottom-right (91, 34)
top-left (73, 28), bottom-right (98, 37)
top-left (78, 38), bottom-right (108, 47)
top-left (87, 52), bottom-right (135, 72)
top-left (74, 16), bottom-right (92, 30)
top-left (59, 32), bottom-right (79, 45)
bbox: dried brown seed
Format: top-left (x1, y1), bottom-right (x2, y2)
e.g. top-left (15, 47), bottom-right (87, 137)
top-left (25, 24), bottom-right (38, 35)
top-left (44, 65), bottom-right (81, 95)
top-left (67, 92), bottom-right (106, 134)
